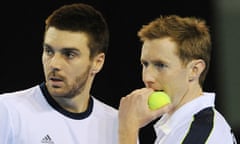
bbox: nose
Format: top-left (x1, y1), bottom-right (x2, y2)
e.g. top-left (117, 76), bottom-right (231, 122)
top-left (48, 53), bottom-right (64, 71)
top-left (142, 66), bottom-right (156, 84)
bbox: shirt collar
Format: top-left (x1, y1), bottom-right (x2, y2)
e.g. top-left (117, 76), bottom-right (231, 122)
top-left (154, 92), bottom-right (215, 137)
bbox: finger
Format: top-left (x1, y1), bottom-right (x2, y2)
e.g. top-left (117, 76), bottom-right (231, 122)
top-left (150, 103), bottom-right (173, 119)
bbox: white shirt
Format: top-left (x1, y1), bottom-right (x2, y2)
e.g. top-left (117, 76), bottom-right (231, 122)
top-left (0, 83), bottom-right (118, 144)
top-left (154, 92), bottom-right (237, 144)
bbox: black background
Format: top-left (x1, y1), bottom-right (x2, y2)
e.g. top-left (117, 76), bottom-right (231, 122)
top-left (1, 0), bottom-right (238, 143)
top-left (0, 0), bottom-right (215, 107)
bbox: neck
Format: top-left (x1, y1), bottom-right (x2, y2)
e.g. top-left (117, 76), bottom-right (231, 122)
top-left (171, 83), bottom-right (203, 114)
top-left (53, 93), bottom-right (90, 113)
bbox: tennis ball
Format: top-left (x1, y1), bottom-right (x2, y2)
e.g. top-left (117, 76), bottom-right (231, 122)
top-left (148, 91), bottom-right (171, 110)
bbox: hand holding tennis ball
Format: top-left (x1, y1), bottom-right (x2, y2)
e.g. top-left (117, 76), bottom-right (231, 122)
top-left (148, 91), bottom-right (171, 110)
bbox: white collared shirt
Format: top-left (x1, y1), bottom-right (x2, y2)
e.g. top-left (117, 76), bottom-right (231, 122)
top-left (0, 84), bottom-right (118, 144)
top-left (154, 92), bottom-right (236, 144)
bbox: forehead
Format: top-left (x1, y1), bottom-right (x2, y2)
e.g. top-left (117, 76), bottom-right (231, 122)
top-left (44, 27), bottom-right (89, 51)
top-left (141, 38), bottom-right (178, 60)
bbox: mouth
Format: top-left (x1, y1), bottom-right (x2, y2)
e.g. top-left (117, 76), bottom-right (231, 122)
top-left (50, 77), bottom-right (62, 81)
top-left (152, 89), bottom-right (164, 92)
top-left (48, 76), bottom-right (64, 87)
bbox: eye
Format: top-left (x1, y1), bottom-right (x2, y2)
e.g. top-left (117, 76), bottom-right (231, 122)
top-left (65, 51), bottom-right (76, 59)
top-left (154, 62), bottom-right (168, 70)
top-left (62, 50), bottom-right (79, 59)
top-left (44, 46), bottom-right (54, 56)
top-left (141, 61), bottom-right (148, 68)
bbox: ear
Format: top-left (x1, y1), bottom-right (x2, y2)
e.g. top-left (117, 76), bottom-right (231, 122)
top-left (91, 53), bottom-right (105, 75)
top-left (187, 59), bottom-right (205, 82)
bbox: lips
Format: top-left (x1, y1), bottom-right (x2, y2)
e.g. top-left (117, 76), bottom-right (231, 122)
top-left (50, 77), bottom-right (62, 81)
top-left (48, 76), bottom-right (64, 87)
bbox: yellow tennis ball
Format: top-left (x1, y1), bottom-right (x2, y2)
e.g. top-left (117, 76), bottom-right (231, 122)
top-left (148, 91), bottom-right (171, 110)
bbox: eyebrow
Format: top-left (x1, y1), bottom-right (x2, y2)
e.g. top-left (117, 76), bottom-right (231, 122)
top-left (141, 57), bottom-right (168, 64)
top-left (43, 43), bottom-right (80, 52)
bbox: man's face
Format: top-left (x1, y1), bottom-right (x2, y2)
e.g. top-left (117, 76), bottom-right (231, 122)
top-left (42, 27), bottom-right (92, 98)
top-left (140, 37), bottom-right (191, 108)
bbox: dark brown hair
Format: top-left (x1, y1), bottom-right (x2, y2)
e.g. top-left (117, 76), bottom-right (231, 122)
top-left (45, 3), bottom-right (109, 59)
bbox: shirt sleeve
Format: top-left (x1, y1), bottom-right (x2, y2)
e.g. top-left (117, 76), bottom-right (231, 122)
top-left (0, 101), bottom-right (14, 144)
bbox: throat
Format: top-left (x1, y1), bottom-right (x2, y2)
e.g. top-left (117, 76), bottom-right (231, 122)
top-left (53, 96), bottom-right (90, 113)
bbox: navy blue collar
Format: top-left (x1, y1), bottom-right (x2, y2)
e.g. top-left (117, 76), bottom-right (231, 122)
top-left (40, 82), bottom-right (93, 120)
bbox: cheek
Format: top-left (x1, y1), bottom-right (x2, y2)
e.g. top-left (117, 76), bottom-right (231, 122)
top-left (172, 73), bottom-right (187, 84)
top-left (70, 63), bottom-right (91, 78)
top-left (163, 70), bottom-right (188, 88)
top-left (42, 55), bottom-right (49, 67)
top-left (42, 57), bottom-right (48, 71)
